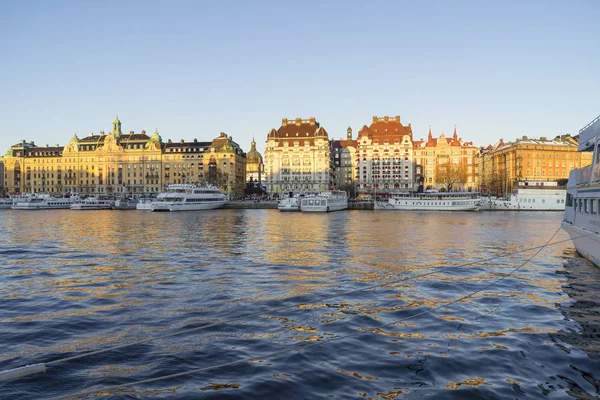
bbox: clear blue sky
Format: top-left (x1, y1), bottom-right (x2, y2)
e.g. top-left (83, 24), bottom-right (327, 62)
top-left (1, 0), bottom-right (598, 156)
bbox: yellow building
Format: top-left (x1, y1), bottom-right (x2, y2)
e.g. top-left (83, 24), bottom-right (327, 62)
top-left (265, 117), bottom-right (332, 195)
top-left (477, 135), bottom-right (593, 196)
top-left (413, 127), bottom-right (478, 192)
top-left (1, 116), bottom-right (247, 199)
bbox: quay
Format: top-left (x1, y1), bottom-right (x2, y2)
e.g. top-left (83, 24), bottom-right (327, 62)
top-left (223, 201), bottom-right (374, 210)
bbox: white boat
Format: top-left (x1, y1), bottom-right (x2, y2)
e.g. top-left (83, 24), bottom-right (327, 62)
top-left (375, 190), bottom-right (481, 211)
top-left (136, 197), bottom-right (154, 211)
top-left (70, 197), bottom-right (114, 210)
top-left (481, 187), bottom-right (566, 211)
top-left (0, 198), bottom-right (14, 209)
top-left (562, 114), bottom-right (600, 267)
top-left (300, 190), bottom-right (348, 213)
top-left (151, 184), bottom-right (226, 212)
top-left (12, 194), bottom-right (75, 210)
top-left (278, 192), bottom-right (304, 212)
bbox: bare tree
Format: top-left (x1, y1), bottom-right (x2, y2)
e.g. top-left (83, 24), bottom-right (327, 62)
top-left (435, 162), bottom-right (468, 192)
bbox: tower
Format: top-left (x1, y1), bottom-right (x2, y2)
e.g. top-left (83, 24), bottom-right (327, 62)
top-left (112, 115), bottom-right (122, 137)
top-left (347, 126), bottom-right (352, 141)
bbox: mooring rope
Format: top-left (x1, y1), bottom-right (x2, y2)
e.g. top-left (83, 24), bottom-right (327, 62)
top-left (0, 227), bottom-right (584, 383)
top-left (62, 225), bottom-right (564, 398)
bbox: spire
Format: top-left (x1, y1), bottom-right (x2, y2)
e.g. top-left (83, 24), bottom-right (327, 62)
top-left (151, 128), bottom-right (162, 142)
top-left (347, 126), bottom-right (352, 140)
top-left (112, 115), bottom-right (122, 137)
top-left (428, 126), bottom-right (432, 140)
top-left (453, 125), bottom-right (458, 140)
top-left (250, 137), bottom-right (256, 151)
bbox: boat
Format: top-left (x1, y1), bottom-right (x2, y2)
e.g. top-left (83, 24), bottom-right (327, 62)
top-left (136, 196), bottom-right (154, 211)
top-left (375, 190), bottom-right (482, 211)
top-left (151, 184), bottom-right (226, 212)
top-left (562, 114), bottom-right (600, 267)
top-left (113, 197), bottom-right (138, 210)
top-left (70, 197), bottom-right (114, 210)
top-left (12, 194), bottom-right (76, 210)
top-left (0, 198), bottom-right (14, 209)
top-left (481, 186), bottom-right (566, 211)
top-left (277, 192), bottom-right (304, 212)
top-left (300, 190), bottom-right (348, 213)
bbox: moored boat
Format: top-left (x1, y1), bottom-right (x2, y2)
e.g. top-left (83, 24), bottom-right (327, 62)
top-left (12, 194), bottom-right (76, 210)
top-left (0, 198), bottom-right (14, 209)
top-left (300, 190), bottom-right (348, 213)
top-left (375, 190), bottom-right (481, 211)
top-left (562, 114), bottom-right (600, 267)
top-left (151, 184), bottom-right (226, 212)
top-left (70, 197), bottom-right (114, 210)
top-left (481, 186), bottom-right (566, 211)
top-left (277, 192), bottom-right (304, 212)
top-left (113, 197), bottom-right (138, 210)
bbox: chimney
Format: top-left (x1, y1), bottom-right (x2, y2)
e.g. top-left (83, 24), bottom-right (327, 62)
top-left (395, 115), bottom-right (401, 123)
top-left (540, 136), bottom-right (547, 141)
top-left (180, 139), bottom-right (184, 144)
top-left (220, 132), bottom-right (226, 137)
top-left (309, 117), bottom-right (316, 125)
top-left (522, 136), bottom-right (528, 140)
top-left (129, 130), bottom-right (134, 135)
top-left (384, 116), bottom-right (389, 122)
top-left (142, 130), bottom-right (146, 135)
top-left (372, 116), bottom-right (378, 123)
top-left (295, 118), bottom-right (302, 126)
top-left (228, 136), bottom-right (232, 140)
top-left (282, 118), bottom-right (288, 126)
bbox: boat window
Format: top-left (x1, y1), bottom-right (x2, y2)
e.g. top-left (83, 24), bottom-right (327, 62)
top-left (584, 199), bottom-right (589, 213)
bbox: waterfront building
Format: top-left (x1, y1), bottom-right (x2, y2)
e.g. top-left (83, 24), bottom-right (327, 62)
top-left (413, 127), bottom-right (478, 192)
top-left (245, 137), bottom-right (264, 184)
top-left (331, 127), bottom-right (358, 196)
top-left (478, 135), bottom-right (593, 196)
top-left (203, 132), bottom-right (247, 199)
top-left (264, 117), bottom-right (333, 196)
top-left (355, 116), bottom-right (415, 194)
top-left (1, 116), bottom-right (248, 199)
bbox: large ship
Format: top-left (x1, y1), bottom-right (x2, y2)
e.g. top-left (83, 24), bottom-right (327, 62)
top-left (481, 185), bottom-right (566, 211)
top-left (151, 184), bottom-right (227, 212)
top-left (375, 190), bottom-right (481, 211)
top-left (300, 190), bottom-right (348, 213)
top-left (562, 115), bottom-right (600, 267)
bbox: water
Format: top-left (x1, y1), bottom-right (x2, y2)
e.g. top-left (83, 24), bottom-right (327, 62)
top-left (0, 210), bottom-right (599, 399)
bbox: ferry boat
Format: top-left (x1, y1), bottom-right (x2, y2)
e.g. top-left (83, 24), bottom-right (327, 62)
top-left (277, 192), bottom-right (304, 212)
top-left (151, 184), bottom-right (226, 212)
top-left (12, 194), bottom-right (76, 210)
top-left (562, 114), bottom-right (600, 267)
top-left (375, 190), bottom-right (482, 211)
top-left (481, 186), bottom-right (566, 211)
top-left (300, 190), bottom-right (348, 213)
top-left (70, 197), bottom-right (114, 210)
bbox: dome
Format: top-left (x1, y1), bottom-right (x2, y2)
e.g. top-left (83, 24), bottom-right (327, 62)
top-left (247, 138), bottom-right (263, 163)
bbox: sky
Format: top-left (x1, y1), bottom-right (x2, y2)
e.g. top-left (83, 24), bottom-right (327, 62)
top-left (1, 0), bottom-right (599, 156)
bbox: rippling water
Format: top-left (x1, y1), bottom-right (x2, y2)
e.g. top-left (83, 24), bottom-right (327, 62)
top-left (0, 210), bottom-right (599, 399)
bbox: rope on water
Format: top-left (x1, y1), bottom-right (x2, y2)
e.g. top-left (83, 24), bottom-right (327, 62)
top-left (64, 225), bottom-right (564, 398)
top-left (0, 226), bottom-right (583, 383)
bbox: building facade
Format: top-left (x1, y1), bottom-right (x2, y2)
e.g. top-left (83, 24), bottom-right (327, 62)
top-left (477, 135), bottom-right (593, 196)
top-left (264, 117), bottom-right (333, 195)
top-left (245, 138), bottom-right (264, 184)
top-left (355, 116), bottom-right (415, 194)
top-left (331, 127), bottom-right (358, 195)
top-left (413, 127), bottom-right (478, 192)
top-left (1, 117), bottom-right (248, 199)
